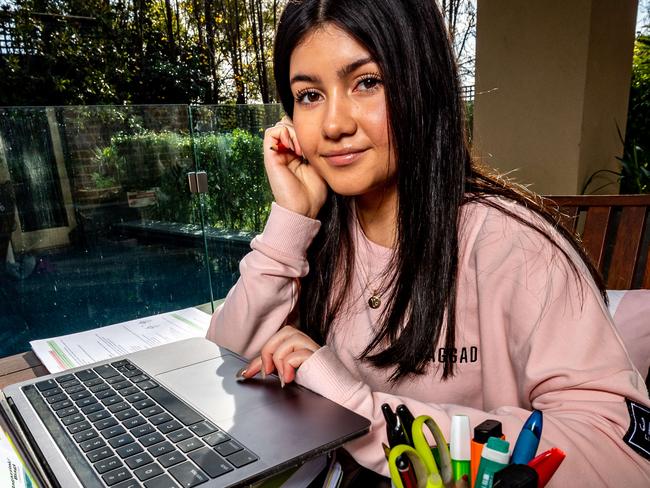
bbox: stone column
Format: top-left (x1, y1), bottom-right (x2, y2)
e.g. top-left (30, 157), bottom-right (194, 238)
top-left (472, 0), bottom-right (638, 195)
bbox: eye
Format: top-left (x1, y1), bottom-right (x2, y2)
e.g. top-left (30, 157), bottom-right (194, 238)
top-left (356, 75), bottom-right (383, 92)
top-left (295, 89), bottom-right (322, 105)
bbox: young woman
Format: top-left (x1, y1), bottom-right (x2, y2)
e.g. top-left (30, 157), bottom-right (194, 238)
top-left (207, 0), bottom-right (650, 485)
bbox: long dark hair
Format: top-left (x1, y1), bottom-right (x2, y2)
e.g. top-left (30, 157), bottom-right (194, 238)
top-left (274, 0), bottom-right (605, 382)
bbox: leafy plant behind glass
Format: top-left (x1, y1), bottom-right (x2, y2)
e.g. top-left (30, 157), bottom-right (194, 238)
top-left (582, 35), bottom-right (649, 194)
top-left (619, 142), bottom-right (649, 193)
top-left (581, 126), bottom-right (649, 194)
top-left (90, 172), bottom-right (118, 189)
top-left (197, 129), bottom-right (271, 232)
top-left (93, 128), bottom-right (270, 232)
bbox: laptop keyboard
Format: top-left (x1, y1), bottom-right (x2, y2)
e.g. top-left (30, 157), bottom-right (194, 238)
top-left (26, 359), bottom-right (258, 487)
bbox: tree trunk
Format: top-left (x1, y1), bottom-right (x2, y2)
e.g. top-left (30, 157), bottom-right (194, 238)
top-left (192, 0), bottom-right (206, 48)
top-left (164, 0), bottom-right (176, 55)
top-left (216, 0), bottom-right (246, 104)
top-left (204, 0), bottom-right (219, 103)
top-left (233, 0), bottom-right (246, 104)
top-left (257, 0), bottom-right (269, 102)
top-left (248, 0), bottom-right (269, 102)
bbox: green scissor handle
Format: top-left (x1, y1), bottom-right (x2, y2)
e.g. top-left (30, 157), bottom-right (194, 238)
top-left (411, 415), bottom-right (454, 487)
top-left (388, 444), bottom-right (443, 488)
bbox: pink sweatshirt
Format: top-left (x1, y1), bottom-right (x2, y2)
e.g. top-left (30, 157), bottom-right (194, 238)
top-left (207, 201), bottom-right (650, 486)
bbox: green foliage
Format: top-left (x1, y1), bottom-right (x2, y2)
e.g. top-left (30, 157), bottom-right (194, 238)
top-left (93, 128), bottom-right (271, 232)
top-left (109, 131), bottom-right (191, 191)
top-left (196, 129), bottom-right (272, 231)
top-left (90, 172), bottom-right (118, 189)
top-left (581, 125), bottom-right (650, 194)
top-left (91, 146), bottom-right (124, 183)
top-left (1, 2), bottom-right (119, 105)
top-left (618, 142), bottom-right (649, 194)
top-left (584, 35), bottom-right (650, 194)
top-left (0, 1), bottom-right (285, 105)
top-left (67, 107), bottom-right (145, 136)
top-left (190, 104), bottom-right (284, 134)
top-left (464, 100), bottom-right (474, 142)
top-left (622, 35), bottom-right (650, 194)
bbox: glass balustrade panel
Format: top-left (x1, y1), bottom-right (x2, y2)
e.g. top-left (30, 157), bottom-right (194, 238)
top-left (0, 105), bottom-right (215, 358)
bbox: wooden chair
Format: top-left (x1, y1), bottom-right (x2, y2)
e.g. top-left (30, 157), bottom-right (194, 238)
top-left (546, 195), bottom-right (650, 290)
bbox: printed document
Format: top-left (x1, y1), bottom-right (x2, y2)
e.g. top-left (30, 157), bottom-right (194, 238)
top-left (30, 307), bottom-right (211, 373)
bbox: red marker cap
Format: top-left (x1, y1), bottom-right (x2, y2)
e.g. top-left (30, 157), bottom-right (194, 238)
top-left (527, 447), bottom-right (566, 488)
top-left (271, 141), bottom-right (292, 153)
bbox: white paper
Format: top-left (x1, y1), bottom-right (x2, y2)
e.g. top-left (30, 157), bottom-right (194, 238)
top-left (30, 307), bottom-right (212, 373)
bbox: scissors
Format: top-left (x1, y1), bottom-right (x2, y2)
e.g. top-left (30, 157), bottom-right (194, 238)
top-left (388, 415), bottom-right (454, 488)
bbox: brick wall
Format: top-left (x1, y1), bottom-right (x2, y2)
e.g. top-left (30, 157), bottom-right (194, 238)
top-left (58, 106), bottom-right (190, 205)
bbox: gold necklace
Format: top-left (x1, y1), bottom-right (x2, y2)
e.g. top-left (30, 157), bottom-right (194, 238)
top-left (357, 241), bottom-right (383, 309)
top-left (368, 292), bottom-right (382, 310)
top-left (359, 263), bottom-right (382, 308)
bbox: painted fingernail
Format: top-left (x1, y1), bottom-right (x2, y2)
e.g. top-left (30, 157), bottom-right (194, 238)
top-left (235, 368), bottom-right (247, 381)
top-left (278, 372), bottom-right (285, 388)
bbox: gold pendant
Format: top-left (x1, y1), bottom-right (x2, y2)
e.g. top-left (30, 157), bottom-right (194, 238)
top-left (368, 295), bottom-right (381, 309)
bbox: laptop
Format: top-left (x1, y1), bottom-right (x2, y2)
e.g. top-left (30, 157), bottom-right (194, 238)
top-left (0, 337), bottom-right (371, 487)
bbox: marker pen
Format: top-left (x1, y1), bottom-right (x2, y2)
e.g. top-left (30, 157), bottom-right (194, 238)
top-left (270, 141), bottom-right (291, 153)
top-left (511, 410), bottom-right (543, 465)
top-left (396, 453), bottom-right (419, 488)
top-left (475, 437), bottom-right (510, 488)
top-left (492, 464), bottom-right (538, 488)
top-left (527, 447), bottom-right (565, 488)
top-left (471, 420), bottom-right (504, 487)
top-left (450, 415), bottom-right (471, 483)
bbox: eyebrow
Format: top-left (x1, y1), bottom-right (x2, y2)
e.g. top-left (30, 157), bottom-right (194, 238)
top-left (289, 56), bottom-right (375, 85)
top-left (337, 56), bottom-right (374, 78)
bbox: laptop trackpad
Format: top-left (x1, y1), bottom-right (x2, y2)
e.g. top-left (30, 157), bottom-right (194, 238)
top-left (155, 354), bottom-right (300, 430)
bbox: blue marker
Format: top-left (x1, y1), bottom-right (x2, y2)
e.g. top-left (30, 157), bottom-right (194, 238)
top-left (511, 410), bottom-right (543, 465)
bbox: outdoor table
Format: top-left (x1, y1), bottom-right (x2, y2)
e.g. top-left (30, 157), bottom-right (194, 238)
top-left (0, 302), bottom-right (217, 389)
top-left (0, 349), bottom-right (46, 389)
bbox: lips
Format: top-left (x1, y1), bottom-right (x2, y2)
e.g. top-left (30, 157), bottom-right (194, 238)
top-left (321, 148), bottom-right (367, 167)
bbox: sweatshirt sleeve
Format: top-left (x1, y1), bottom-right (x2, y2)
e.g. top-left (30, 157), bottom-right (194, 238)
top-left (205, 203), bottom-right (321, 359)
top-left (296, 208), bottom-right (650, 486)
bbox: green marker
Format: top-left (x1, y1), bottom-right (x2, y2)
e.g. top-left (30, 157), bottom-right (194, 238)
top-left (450, 415), bottom-right (471, 484)
top-left (475, 437), bottom-right (510, 488)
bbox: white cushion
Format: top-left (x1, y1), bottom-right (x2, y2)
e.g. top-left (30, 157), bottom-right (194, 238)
top-left (607, 290), bottom-right (650, 382)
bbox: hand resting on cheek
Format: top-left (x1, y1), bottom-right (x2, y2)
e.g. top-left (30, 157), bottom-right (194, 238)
top-left (263, 116), bottom-right (329, 220)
